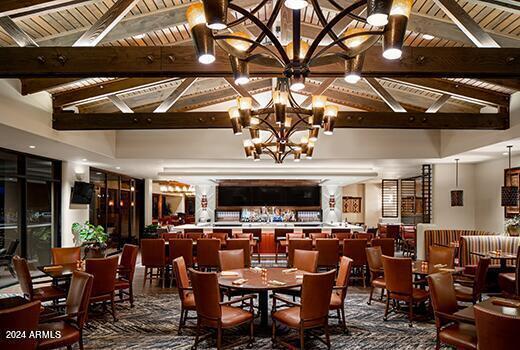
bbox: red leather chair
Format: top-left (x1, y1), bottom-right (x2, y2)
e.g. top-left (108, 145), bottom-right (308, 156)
top-left (51, 247), bottom-right (81, 264)
top-left (13, 256), bottom-right (65, 302)
top-left (115, 244), bottom-right (138, 307)
top-left (0, 300), bottom-right (41, 350)
top-left (141, 238), bottom-right (167, 288)
top-left (86, 256), bottom-right (119, 321)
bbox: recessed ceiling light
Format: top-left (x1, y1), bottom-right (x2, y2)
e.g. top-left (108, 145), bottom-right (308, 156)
top-left (422, 34), bottom-right (435, 40)
top-left (503, 152), bottom-right (509, 155)
top-left (29, 145), bottom-right (36, 149)
top-left (82, 158), bottom-right (88, 162)
top-left (133, 33), bottom-right (145, 39)
top-left (116, 166), bottom-right (121, 170)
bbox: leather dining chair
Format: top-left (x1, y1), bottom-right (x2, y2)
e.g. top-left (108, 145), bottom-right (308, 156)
top-left (0, 300), bottom-right (41, 350)
top-left (141, 238), bottom-right (167, 287)
top-left (0, 239), bottom-right (19, 278)
top-left (226, 238), bottom-right (251, 267)
top-left (366, 246), bottom-right (386, 305)
top-left (355, 232), bottom-right (374, 242)
top-left (197, 238), bottom-right (221, 271)
top-left (184, 232), bottom-right (205, 240)
top-left (276, 250), bottom-right (319, 299)
top-left (272, 270), bottom-right (336, 350)
top-left (371, 238), bottom-right (395, 257)
top-left (454, 257), bottom-right (490, 304)
top-left (382, 256), bottom-right (430, 327)
top-left (189, 268), bottom-right (255, 350)
top-left (172, 257), bottom-right (196, 335)
top-left (218, 249), bottom-right (245, 271)
top-left (309, 232), bottom-right (330, 240)
top-left (427, 272), bottom-right (477, 350)
top-left (51, 247), bottom-right (81, 264)
top-left (169, 238), bottom-right (194, 269)
top-left (315, 238), bottom-right (340, 270)
top-left (343, 239), bottom-right (368, 287)
top-left (238, 230), bottom-right (261, 263)
top-left (474, 303), bottom-right (520, 350)
top-left (161, 232), bottom-right (182, 240)
top-left (333, 232), bottom-right (353, 242)
top-left (303, 229), bottom-right (322, 236)
top-left (208, 232), bottom-right (228, 248)
top-left (85, 256), bottom-right (119, 322)
top-left (329, 256), bottom-right (353, 331)
top-left (13, 255), bottom-right (66, 302)
top-left (331, 228), bottom-right (351, 235)
top-left (38, 271), bottom-right (94, 350)
top-left (498, 246), bottom-right (519, 297)
top-left (287, 238), bottom-right (313, 268)
top-left (274, 229), bottom-right (294, 263)
top-left (114, 244), bottom-right (138, 307)
top-left (429, 245), bottom-right (456, 269)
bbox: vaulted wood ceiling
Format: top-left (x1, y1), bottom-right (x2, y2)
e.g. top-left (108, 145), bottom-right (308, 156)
top-left (0, 0), bottom-right (518, 126)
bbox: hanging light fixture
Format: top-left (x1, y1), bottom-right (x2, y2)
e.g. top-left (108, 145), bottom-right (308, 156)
top-left (451, 159), bottom-right (463, 207)
top-left (188, 1), bottom-right (391, 86)
top-left (344, 54), bottom-right (364, 84)
top-left (502, 145), bottom-right (519, 207)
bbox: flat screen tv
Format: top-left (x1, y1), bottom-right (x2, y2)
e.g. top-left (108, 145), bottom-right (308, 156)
top-left (71, 181), bottom-right (94, 204)
top-left (218, 186), bottom-right (321, 207)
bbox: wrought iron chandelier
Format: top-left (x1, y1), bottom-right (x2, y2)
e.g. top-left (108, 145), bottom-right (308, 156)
top-left (185, 0), bottom-right (413, 88)
top-left (228, 78), bottom-right (338, 163)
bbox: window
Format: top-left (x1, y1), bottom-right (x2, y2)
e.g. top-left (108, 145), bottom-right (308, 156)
top-left (382, 179), bottom-right (399, 218)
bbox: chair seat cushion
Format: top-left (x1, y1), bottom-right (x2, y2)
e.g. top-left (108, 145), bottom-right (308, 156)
top-left (220, 305), bottom-right (253, 328)
top-left (412, 288), bottom-right (429, 301)
top-left (272, 306), bottom-right (324, 328)
top-left (372, 277), bottom-right (386, 288)
top-left (33, 286), bottom-right (66, 301)
top-left (454, 284), bottom-right (474, 302)
top-left (439, 323), bottom-right (477, 350)
top-left (37, 321), bottom-right (80, 350)
top-left (275, 287), bottom-right (301, 298)
top-left (498, 272), bottom-right (516, 295)
top-left (114, 278), bottom-right (130, 290)
top-left (329, 292), bottom-right (343, 309)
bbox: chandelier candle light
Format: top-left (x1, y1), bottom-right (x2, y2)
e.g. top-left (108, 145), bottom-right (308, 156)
top-left (186, 0), bottom-right (413, 88)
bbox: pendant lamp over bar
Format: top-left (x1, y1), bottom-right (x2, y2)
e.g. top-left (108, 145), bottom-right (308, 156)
top-left (451, 158), bottom-right (463, 207)
top-left (502, 145), bottom-right (519, 207)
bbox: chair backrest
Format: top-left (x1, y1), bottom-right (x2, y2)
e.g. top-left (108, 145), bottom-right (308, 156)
top-left (213, 228), bottom-right (232, 235)
top-left (226, 238), bottom-right (251, 267)
top-left (169, 239), bottom-right (193, 266)
top-left (288, 239), bottom-right (313, 267)
top-left (286, 233), bottom-right (305, 240)
top-left (427, 272), bottom-right (459, 329)
top-left (300, 270), bottom-right (336, 323)
top-left (335, 256), bottom-right (353, 301)
top-left (219, 249), bottom-right (245, 271)
top-left (0, 300), bottom-right (41, 350)
top-left (274, 228), bottom-right (293, 241)
top-left (355, 232), bottom-right (374, 241)
top-left (386, 225), bottom-right (401, 239)
top-left (196, 239), bottom-right (221, 268)
top-left (66, 271), bottom-right (93, 328)
top-left (293, 249), bottom-right (318, 272)
top-left (209, 232), bottom-right (228, 242)
top-left (315, 238), bottom-right (339, 268)
top-left (474, 304), bottom-right (520, 350)
top-left (12, 255), bottom-right (34, 299)
top-left (343, 239), bottom-right (368, 267)
top-left (428, 245), bottom-right (455, 269)
top-left (382, 256), bottom-right (412, 296)
top-left (371, 238), bottom-right (395, 257)
top-left (5, 239), bottom-right (19, 256)
top-left (472, 257), bottom-right (490, 300)
top-left (184, 232), bottom-right (205, 240)
top-left (333, 232), bottom-right (353, 241)
top-left (367, 227), bottom-right (378, 235)
top-left (366, 246), bottom-right (383, 273)
top-left (331, 228), bottom-right (351, 235)
top-left (173, 257), bottom-right (191, 302)
top-left (119, 244), bottom-right (138, 282)
top-left (310, 233), bottom-right (330, 240)
top-left (140, 238), bottom-right (166, 267)
top-left (234, 233), bottom-right (253, 241)
top-left (161, 232), bottom-right (181, 240)
top-left (241, 229), bottom-right (261, 241)
top-left (189, 268), bottom-right (221, 322)
top-left (51, 247), bottom-right (81, 265)
top-left (85, 256), bottom-right (119, 297)
top-left (303, 229), bottom-right (322, 236)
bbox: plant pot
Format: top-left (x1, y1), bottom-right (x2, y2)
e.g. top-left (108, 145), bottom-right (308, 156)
top-left (506, 225), bottom-right (520, 236)
top-left (83, 245), bottom-right (106, 259)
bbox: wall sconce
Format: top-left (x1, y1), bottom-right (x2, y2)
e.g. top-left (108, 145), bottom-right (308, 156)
top-left (201, 194), bottom-right (208, 211)
top-left (329, 195), bottom-right (336, 211)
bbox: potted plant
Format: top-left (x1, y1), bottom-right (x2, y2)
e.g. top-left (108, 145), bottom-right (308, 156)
top-left (72, 221), bottom-right (109, 258)
top-left (142, 224), bottom-right (160, 239)
top-left (505, 215), bottom-right (520, 236)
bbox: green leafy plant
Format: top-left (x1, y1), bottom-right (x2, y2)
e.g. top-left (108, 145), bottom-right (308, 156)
top-left (142, 224), bottom-right (160, 238)
top-left (505, 215), bottom-right (520, 228)
top-left (72, 221), bottom-right (108, 247)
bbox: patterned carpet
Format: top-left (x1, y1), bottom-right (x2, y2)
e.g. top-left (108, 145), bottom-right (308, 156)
top-left (82, 289), bottom-right (445, 350)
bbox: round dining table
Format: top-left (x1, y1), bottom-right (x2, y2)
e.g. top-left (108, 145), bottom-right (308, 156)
top-left (218, 267), bottom-right (304, 328)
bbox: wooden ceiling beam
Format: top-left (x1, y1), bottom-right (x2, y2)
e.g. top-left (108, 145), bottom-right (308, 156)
top-left (300, 78), bottom-right (336, 108)
top-left (426, 94), bottom-right (451, 113)
top-left (154, 78), bottom-right (197, 113)
top-left (365, 78), bottom-right (407, 112)
top-left (480, 78), bottom-right (520, 91)
top-left (224, 78), bottom-right (261, 108)
top-left (22, 77), bottom-right (83, 95)
top-left (73, 0), bottom-right (140, 47)
top-left (108, 95), bottom-right (133, 113)
top-left (1, 46), bottom-right (518, 78)
top-left (52, 111), bottom-right (509, 131)
top-left (0, 0), bottom-right (93, 17)
top-left (0, 16), bottom-right (38, 47)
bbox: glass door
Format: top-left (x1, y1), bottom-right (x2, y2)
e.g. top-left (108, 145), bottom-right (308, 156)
top-left (26, 179), bottom-right (53, 265)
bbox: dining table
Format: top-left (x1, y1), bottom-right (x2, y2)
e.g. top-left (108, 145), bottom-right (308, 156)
top-left (218, 267), bottom-right (305, 328)
top-left (485, 251), bottom-right (517, 271)
top-left (411, 260), bottom-right (464, 277)
top-left (37, 262), bottom-right (81, 282)
top-left (0, 295), bottom-right (28, 311)
top-left (454, 297), bottom-right (520, 323)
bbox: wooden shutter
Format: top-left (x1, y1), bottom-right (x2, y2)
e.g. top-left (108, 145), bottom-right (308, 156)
top-left (382, 179), bottom-right (398, 218)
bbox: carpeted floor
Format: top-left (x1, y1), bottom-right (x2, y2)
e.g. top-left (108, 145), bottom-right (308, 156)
top-left (82, 289), bottom-right (445, 350)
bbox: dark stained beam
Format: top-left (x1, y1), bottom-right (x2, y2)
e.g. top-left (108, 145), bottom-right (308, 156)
top-left (0, 16), bottom-right (38, 47)
top-left (0, 46), bottom-right (518, 78)
top-left (52, 111), bottom-right (510, 131)
top-left (0, 0), bottom-right (92, 17)
top-left (22, 77), bottom-right (81, 95)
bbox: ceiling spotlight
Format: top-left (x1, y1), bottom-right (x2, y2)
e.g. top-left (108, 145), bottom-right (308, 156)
top-left (116, 166), bottom-right (121, 170)
top-left (133, 33), bottom-right (145, 40)
top-left (284, 0), bottom-right (308, 10)
top-left (82, 158), bottom-right (88, 162)
top-left (422, 34), bottom-right (435, 40)
top-left (383, 48), bottom-right (402, 60)
top-left (29, 145), bottom-right (36, 149)
top-left (366, 0), bottom-right (392, 27)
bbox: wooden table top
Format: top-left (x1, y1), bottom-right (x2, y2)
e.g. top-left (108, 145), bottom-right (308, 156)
top-left (485, 251), bottom-right (517, 260)
top-left (454, 297), bottom-right (520, 323)
top-left (218, 267), bottom-right (305, 292)
top-left (37, 263), bottom-right (80, 279)
top-left (0, 296), bottom-right (28, 311)
top-left (412, 260), bottom-right (464, 276)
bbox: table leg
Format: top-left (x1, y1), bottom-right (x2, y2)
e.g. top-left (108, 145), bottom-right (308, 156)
top-left (259, 290), bottom-right (268, 328)
top-left (500, 258), bottom-right (507, 272)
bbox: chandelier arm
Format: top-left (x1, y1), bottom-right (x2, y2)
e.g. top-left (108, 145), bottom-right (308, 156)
top-left (213, 35), bottom-right (286, 66)
top-left (245, 53), bottom-right (286, 67)
top-left (257, 115), bottom-right (281, 137)
top-left (264, 147), bottom-right (278, 160)
top-left (286, 117), bottom-right (308, 136)
top-left (324, 0), bottom-right (368, 23)
top-left (309, 0), bottom-right (350, 52)
top-left (303, 0), bottom-right (367, 64)
top-left (308, 31), bottom-right (382, 65)
top-left (228, 1), bottom-right (289, 63)
top-left (226, 0), bottom-right (271, 28)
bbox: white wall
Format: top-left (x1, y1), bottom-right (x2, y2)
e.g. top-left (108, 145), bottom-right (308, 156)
top-left (61, 162), bottom-right (90, 247)
top-left (364, 182), bottom-right (382, 228)
top-left (432, 163), bottom-right (476, 230)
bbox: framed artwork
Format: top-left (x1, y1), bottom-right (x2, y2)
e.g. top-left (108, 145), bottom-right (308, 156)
top-left (505, 169), bottom-right (520, 217)
top-left (343, 196), bottom-right (362, 213)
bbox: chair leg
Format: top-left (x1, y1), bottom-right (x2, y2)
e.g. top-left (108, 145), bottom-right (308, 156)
top-left (325, 321), bottom-right (331, 350)
top-left (380, 288), bottom-right (385, 301)
top-left (79, 330), bottom-right (84, 350)
top-left (129, 284), bottom-right (134, 307)
top-left (408, 301), bottom-right (413, 327)
top-left (336, 309), bottom-right (341, 325)
top-left (7, 264), bottom-right (15, 278)
top-left (367, 285), bottom-right (374, 305)
top-left (383, 293), bottom-right (390, 321)
top-left (217, 327), bottom-right (222, 350)
top-left (67, 346), bottom-right (72, 350)
top-left (275, 243), bottom-right (278, 263)
top-left (193, 320), bottom-right (201, 350)
top-left (340, 307), bottom-right (346, 331)
top-left (111, 293), bottom-right (117, 322)
top-left (271, 319), bottom-right (276, 343)
top-left (249, 319), bottom-right (254, 345)
top-left (299, 327), bottom-right (305, 350)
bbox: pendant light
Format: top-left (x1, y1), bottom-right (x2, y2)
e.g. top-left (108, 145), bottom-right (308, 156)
top-left (450, 159), bottom-right (463, 207)
top-left (502, 145), bottom-right (519, 207)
